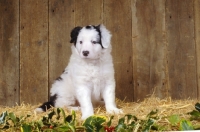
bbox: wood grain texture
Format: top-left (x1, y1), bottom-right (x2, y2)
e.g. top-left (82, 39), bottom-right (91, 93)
top-left (75, 0), bottom-right (103, 26)
top-left (0, 0), bottom-right (19, 106)
top-left (166, 0), bottom-right (197, 99)
top-left (20, 0), bottom-right (48, 104)
top-left (194, 0), bottom-right (200, 99)
top-left (49, 0), bottom-right (75, 87)
top-left (132, 0), bottom-right (167, 101)
top-left (104, 0), bottom-right (133, 101)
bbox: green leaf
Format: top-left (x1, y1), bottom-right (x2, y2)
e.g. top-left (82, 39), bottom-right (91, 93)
top-left (66, 122), bottom-right (76, 132)
top-left (0, 111), bottom-right (8, 124)
top-left (8, 112), bottom-right (17, 124)
top-left (142, 118), bottom-right (154, 132)
top-left (21, 124), bottom-right (31, 132)
top-left (118, 117), bottom-right (125, 124)
top-left (57, 125), bottom-right (71, 131)
top-left (127, 121), bottom-right (136, 128)
top-left (48, 110), bottom-right (56, 120)
top-left (195, 103), bottom-right (200, 112)
top-left (56, 108), bottom-right (61, 120)
top-left (179, 120), bottom-right (194, 130)
top-left (189, 110), bottom-right (200, 120)
top-left (70, 110), bottom-right (76, 125)
top-left (147, 110), bottom-right (158, 118)
top-left (84, 124), bottom-right (94, 132)
top-left (107, 115), bottom-right (114, 127)
top-left (115, 123), bottom-right (126, 131)
top-left (59, 108), bottom-right (66, 123)
top-left (168, 115), bottom-right (180, 126)
top-left (83, 115), bottom-right (106, 132)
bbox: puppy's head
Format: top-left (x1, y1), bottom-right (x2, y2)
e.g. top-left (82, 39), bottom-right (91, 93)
top-left (70, 24), bottom-right (111, 59)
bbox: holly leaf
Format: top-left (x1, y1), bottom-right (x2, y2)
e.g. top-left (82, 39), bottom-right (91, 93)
top-left (107, 115), bottom-right (114, 127)
top-left (147, 110), bottom-right (158, 119)
top-left (168, 115), bottom-right (180, 126)
top-left (142, 118), bottom-right (154, 132)
top-left (115, 117), bottom-right (126, 131)
top-left (189, 110), bottom-right (200, 120)
top-left (179, 120), bottom-right (194, 131)
top-left (47, 110), bottom-right (55, 120)
top-left (21, 124), bottom-right (31, 132)
top-left (83, 115), bottom-right (106, 132)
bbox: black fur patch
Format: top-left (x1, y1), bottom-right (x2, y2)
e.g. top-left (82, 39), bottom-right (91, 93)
top-left (70, 25), bottom-right (104, 48)
top-left (93, 25), bottom-right (103, 48)
top-left (70, 26), bottom-right (82, 45)
top-left (39, 94), bottom-right (57, 111)
top-left (56, 76), bottom-right (62, 81)
top-left (86, 25), bottom-right (92, 29)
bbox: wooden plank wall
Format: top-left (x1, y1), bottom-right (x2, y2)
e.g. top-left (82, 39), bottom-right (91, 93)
top-left (0, 0), bottom-right (200, 106)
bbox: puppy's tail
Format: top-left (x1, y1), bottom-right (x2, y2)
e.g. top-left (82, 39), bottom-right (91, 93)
top-left (35, 94), bottom-right (57, 113)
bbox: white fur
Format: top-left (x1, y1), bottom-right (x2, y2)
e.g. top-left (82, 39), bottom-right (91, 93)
top-left (37, 24), bottom-right (122, 119)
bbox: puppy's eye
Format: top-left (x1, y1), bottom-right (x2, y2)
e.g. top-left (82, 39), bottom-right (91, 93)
top-left (92, 41), bottom-right (97, 44)
top-left (80, 41), bottom-right (82, 44)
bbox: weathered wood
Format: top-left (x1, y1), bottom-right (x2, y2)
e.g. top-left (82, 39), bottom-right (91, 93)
top-left (75, 0), bottom-right (103, 26)
top-left (0, 0), bottom-right (199, 105)
top-left (194, 0), bottom-right (200, 99)
top-left (0, 0), bottom-right (19, 106)
top-left (166, 0), bottom-right (197, 99)
top-left (20, 0), bottom-right (48, 104)
top-left (132, 0), bottom-right (167, 101)
top-left (104, 0), bottom-right (133, 101)
top-left (49, 0), bottom-right (75, 87)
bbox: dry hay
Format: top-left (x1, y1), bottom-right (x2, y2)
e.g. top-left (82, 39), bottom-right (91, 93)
top-left (0, 97), bottom-right (197, 129)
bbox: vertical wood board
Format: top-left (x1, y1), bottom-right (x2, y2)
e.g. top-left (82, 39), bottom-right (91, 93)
top-left (104, 0), bottom-right (133, 101)
top-left (166, 0), bottom-right (197, 99)
top-left (194, 0), bottom-right (200, 99)
top-left (49, 0), bottom-right (75, 87)
top-left (0, 0), bottom-right (19, 106)
top-left (20, 0), bottom-right (48, 104)
top-left (133, 0), bottom-right (167, 101)
top-left (75, 0), bottom-right (103, 26)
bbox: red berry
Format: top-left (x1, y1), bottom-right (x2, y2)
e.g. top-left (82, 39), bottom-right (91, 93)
top-left (49, 125), bottom-right (53, 129)
top-left (104, 126), bottom-right (115, 132)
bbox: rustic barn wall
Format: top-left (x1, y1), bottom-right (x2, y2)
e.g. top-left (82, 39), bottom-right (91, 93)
top-left (0, 0), bottom-right (200, 106)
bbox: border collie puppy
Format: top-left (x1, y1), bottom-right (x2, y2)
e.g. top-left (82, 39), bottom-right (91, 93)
top-left (35, 24), bottom-right (122, 119)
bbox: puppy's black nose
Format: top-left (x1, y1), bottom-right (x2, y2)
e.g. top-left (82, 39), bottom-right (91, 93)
top-left (82, 51), bottom-right (89, 56)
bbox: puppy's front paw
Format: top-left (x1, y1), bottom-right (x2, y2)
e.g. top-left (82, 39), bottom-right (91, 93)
top-left (81, 113), bottom-right (93, 120)
top-left (106, 107), bottom-right (123, 114)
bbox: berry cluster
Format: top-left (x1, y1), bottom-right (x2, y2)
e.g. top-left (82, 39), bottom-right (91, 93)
top-left (104, 126), bottom-right (115, 132)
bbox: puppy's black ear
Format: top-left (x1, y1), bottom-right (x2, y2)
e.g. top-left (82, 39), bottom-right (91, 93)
top-left (70, 26), bottom-right (82, 44)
